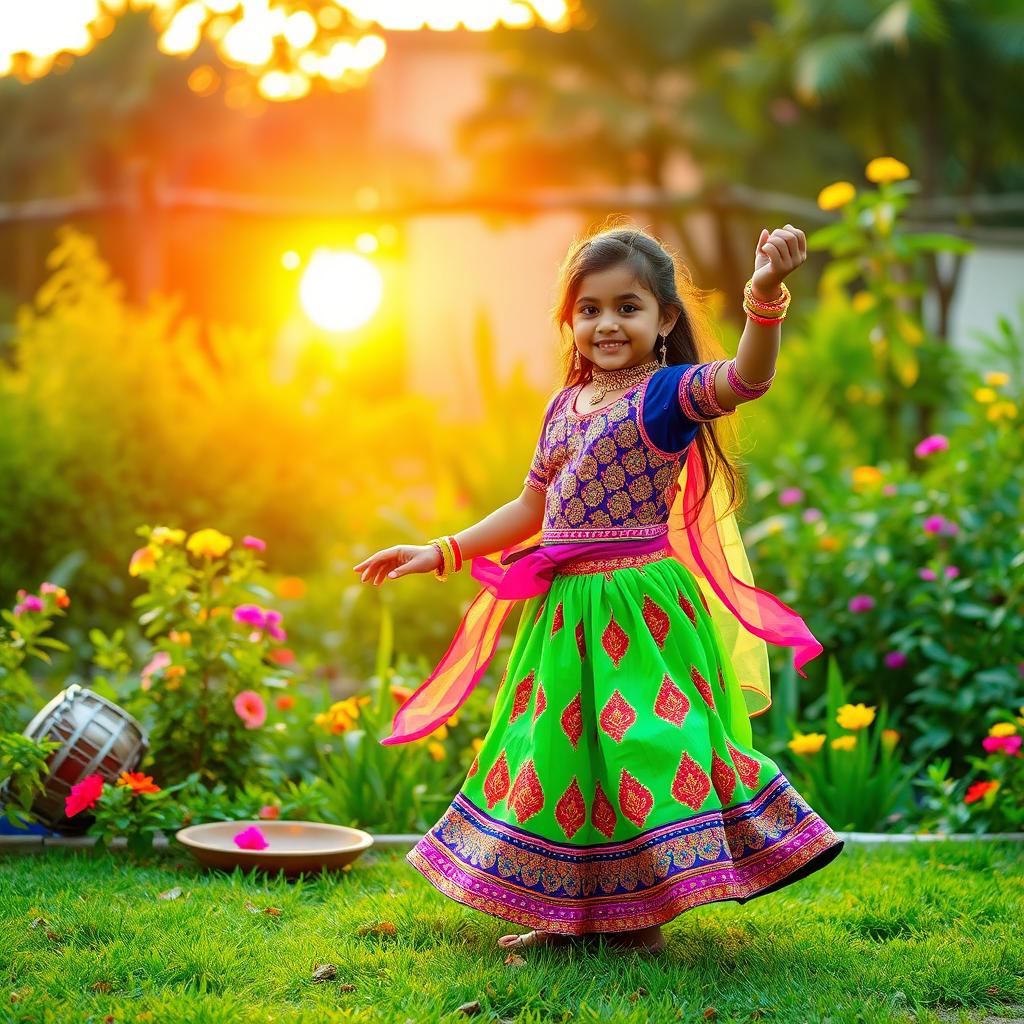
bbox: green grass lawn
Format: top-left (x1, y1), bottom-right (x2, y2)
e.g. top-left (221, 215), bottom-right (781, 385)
top-left (1, 841), bottom-right (1022, 1024)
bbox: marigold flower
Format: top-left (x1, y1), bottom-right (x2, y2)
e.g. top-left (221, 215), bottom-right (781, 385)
top-left (830, 735), bottom-right (857, 751)
top-left (427, 741), bottom-right (446, 762)
top-left (117, 771), bottom-right (160, 795)
top-left (128, 546), bottom-right (157, 576)
top-left (988, 722), bottom-right (1018, 738)
top-left (964, 780), bottom-right (999, 804)
top-left (787, 732), bottom-right (826, 755)
top-left (150, 526), bottom-right (186, 546)
top-left (234, 690), bottom-right (267, 729)
top-left (65, 774), bottom-right (104, 817)
top-left (186, 528), bottom-right (233, 559)
top-left (865, 156), bottom-right (910, 183)
top-left (851, 465), bottom-right (883, 488)
top-left (817, 181), bottom-right (856, 210)
top-left (837, 702), bottom-right (876, 730)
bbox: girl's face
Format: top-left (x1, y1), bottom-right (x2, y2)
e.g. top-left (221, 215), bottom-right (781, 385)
top-left (571, 264), bottom-right (677, 372)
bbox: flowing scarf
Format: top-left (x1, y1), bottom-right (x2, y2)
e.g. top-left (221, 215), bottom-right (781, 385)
top-left (380, 444), bottom-right (822, 746)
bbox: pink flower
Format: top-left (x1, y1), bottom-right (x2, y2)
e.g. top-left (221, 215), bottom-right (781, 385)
top-left (233, 604), bottom-right (266, 628)
top-left (140, 650), bottom-right (172, 691)
top-left (919, 568), bottom-right (938, 582)
top-left (884, 651), bottom-right (907, 669)
top-left (65, 774), bottom-right (104, 817)
top-left (801, 507), bottom-right (822, 524)
top-left (233, 825), bottom-right (269, 850)
top-left (914, 434), bottom-right (949, 459)
top-left (848, 595), bottom-right (875, 614)
top-left (39, 582), bottom-right (60, 594)
top-left (779, 487), bottom-right (804, 507)
top-left (882, 484), bottom-right (898, 497)
top-left (232, 604), bottom-right (286, 643)
top-left (13, 595), bottom-right (44, 615)
top-left (233, 690), bottom-right (267, 729)
top-left (945, 565), bottom-right (960, 579)
top-left (258, 805), bottom-right (280, 820)
top-left (982, 735), bottom-right (1023, 757)
top-left (243, 536), bottom-right (266, 552)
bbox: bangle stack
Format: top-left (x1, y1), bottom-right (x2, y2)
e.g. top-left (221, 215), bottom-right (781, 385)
top-left (727, 359), bottom-right (775, 399)
top-left (743, 278), bottom-right (791, 325)
top-left (428, 535), bottom-right (463, 581)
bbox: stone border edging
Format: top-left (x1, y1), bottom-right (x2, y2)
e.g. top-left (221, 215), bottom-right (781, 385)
top-left (1, 829), bottom-right (1023, 853)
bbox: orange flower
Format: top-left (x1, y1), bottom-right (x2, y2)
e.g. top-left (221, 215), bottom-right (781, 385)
top-left (128, 546), bottom-right (157, 576)
top-left (275, 694), bottom-right (295, 711)
top-left (275, 576), bottom-right (307, 600)
top-left (117, 772), bottom-right (160, 795)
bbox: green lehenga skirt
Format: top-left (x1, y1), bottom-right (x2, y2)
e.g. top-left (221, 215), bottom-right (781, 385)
top-left (405, 546), bottom-right (845, 934)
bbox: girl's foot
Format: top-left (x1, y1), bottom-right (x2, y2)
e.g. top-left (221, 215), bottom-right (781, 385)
top-left (497, 929), bottom-right (575, 950)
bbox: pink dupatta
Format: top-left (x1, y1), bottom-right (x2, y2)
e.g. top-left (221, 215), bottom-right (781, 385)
top-left (379, 444), bottom-right (823, 746)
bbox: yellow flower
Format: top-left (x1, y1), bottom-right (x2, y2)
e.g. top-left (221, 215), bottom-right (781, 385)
top-left (852, 466), bottom-right (883, 488)
top-left (831, 735), bottom-right (857, 751)
top-left (471, 738), bottom-right (484, 753)
top-left (897, 318), bottom-right (923, 345)
top-left (787, 732), bottom-right (826, 755)
top-left (973, 387), bottom-right (997, 404)
top-left (150, 526), bottom-right (186, 546)
top-left (986, 401), bottom-right (1017, 421)
top-left (851, 291), bottom-right (875, 313)
top-left (837, 702), bottom-right (876, 730)
top-left (128, 546), bottom-right (157, 576)
top-left (817, 181), bottom-right (857, 211)
top-left (865, 157), bottom-right (910, 183)
top-left (819, 536), bottom-right (841, 553)
top-left (429, 723), bottom-right (449, 740)
top-left (988, 722), bottom-right (1018, 738)
top-left (164, 665), bottom-right (186, 679)
top-left (168, 630), bottom-right (191, 645)
top-left (275, 576), bottom-right (307, 600)
top-left (186, 529), bottom-right (232, 559)
top-left (881, 728), bottom-right (901, 748)
top-left (447, 714), bottom-right (460, 727)
top-left (983, 371), bottom-right (1009, 388)
top-left (427, 741), bottom-right (446, 762)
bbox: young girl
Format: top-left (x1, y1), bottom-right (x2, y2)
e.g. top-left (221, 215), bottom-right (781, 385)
top-left (352, 223), bottom-right (844, 956)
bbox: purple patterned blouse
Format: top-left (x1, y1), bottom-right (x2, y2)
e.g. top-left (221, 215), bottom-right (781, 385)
top-left (523, 361), bottom-right (737, 546)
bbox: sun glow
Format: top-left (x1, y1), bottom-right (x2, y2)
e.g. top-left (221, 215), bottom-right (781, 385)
top-left (298, 249), bottom-right (383, 332)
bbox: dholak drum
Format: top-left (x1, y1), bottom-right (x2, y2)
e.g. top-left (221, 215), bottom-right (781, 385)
top-left (17, 684), bottom-right (149, 835)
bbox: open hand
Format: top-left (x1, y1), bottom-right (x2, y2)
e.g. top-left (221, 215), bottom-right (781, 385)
top-left (751, 223), bottom-right (807, 300)
top-left (352, 544), bottom-right (441, 586)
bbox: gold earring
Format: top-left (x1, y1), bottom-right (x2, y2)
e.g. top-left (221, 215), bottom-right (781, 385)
top-left (657, 334), bottom-right (667, 367)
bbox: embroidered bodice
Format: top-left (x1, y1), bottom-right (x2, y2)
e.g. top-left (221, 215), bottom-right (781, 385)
top-left (523, 361), bottom-right (736, 545)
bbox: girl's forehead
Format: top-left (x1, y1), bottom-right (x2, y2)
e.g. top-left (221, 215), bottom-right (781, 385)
top-left (575, 266), bottom-right (652, 301)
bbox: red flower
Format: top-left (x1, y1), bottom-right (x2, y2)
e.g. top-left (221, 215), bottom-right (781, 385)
top-left (258, 804), bottom-right (280, 820)
top-left (964, 780), bottom-right (999, 804)
top-left (274, 694), bottom-right (295, 712)
top-left (268, 647), bottom-right (295, 666)
top-left (117, 771), bottom-right (161, 795)
top-left (65, 774), bottom-right (104, 817)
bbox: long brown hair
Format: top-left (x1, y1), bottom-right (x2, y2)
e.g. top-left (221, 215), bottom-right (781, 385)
top-left (549, 218), bottom-right (744, 528)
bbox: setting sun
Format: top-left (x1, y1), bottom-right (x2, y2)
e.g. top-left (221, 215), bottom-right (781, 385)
top-left (298, 249), bottom-right (383, 332)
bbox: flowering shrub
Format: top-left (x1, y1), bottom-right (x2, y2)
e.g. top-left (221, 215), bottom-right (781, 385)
top-left (957, 709), bottom-right (1024, 832)
top-left (120, 524), bottom-right (294, 788)
top-left (782, 657), bottom-right (923, 832)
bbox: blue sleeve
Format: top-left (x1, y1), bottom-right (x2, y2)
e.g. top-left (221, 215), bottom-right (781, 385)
top-left (640, 362), bottom-right (736, 454)
top-left (523, 389), bottom-right (564, 492)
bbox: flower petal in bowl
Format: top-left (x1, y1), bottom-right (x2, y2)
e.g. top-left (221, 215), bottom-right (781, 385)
top-left (175, 820), bottom-right (373, 877)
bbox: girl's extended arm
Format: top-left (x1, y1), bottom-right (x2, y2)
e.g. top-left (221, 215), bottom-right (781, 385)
top-left (352, 486), bottom-right (544, 586)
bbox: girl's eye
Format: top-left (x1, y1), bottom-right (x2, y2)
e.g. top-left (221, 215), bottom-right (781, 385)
top-left (580, 304), bottom-right (638, 315)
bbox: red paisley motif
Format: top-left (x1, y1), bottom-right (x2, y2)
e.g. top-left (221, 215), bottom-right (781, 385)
top-left (561, 693), bottom-right (583, 750)
top-left (725, 738), bottom-right (763, 789)
top-left (482, 750), bottom-right (510, 809)
top-left (532, 681), bottom-right (547, 722)
top-left (671, 750), bottom-right (711, 810)
top-left (575, 620), bottom-right (587, 660)
top-left (591, 779), bottom-right (618, 838)
top-left (508, 757), bottom-right (545, 823)
top-left (554, 777), bottom-right (587, 839)
top-left (533, 599), bottom-right (546, 625)
top-left (599, 689), bottom-right (637, 743)
top-left (551, 601), bottom-right (564, 638)
top-left (601, 611), bottom-right (630, 668)
top-left (690, 665), bottom-right (716, 711)
top-left (509, 669), bottom-right (535, 724)
top-left (717, 664), bottom-right (727, 694)
top-left (709, 747), bottom-right (736, 804)
top-left (653, 673), bottom-right (690, 726)
top-left (677, 588), bottom-right (698, 627)
top-left (466, 753), bottom-right (479, 779)
top-left (618, 768), bottom-right (654, 829)
top-left (641, 594), bottom-right (670, 649)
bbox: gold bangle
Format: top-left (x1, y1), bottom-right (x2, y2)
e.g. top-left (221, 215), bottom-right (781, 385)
top-left (745, 279), bottom-right (790, 312)
top-left (428, 538), bottom-right (450, 581)
top-left (437, 536), bottom-right (456, 576)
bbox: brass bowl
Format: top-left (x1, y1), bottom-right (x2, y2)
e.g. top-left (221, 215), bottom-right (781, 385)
top-left (175, 820), bottom-right (374, 876)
